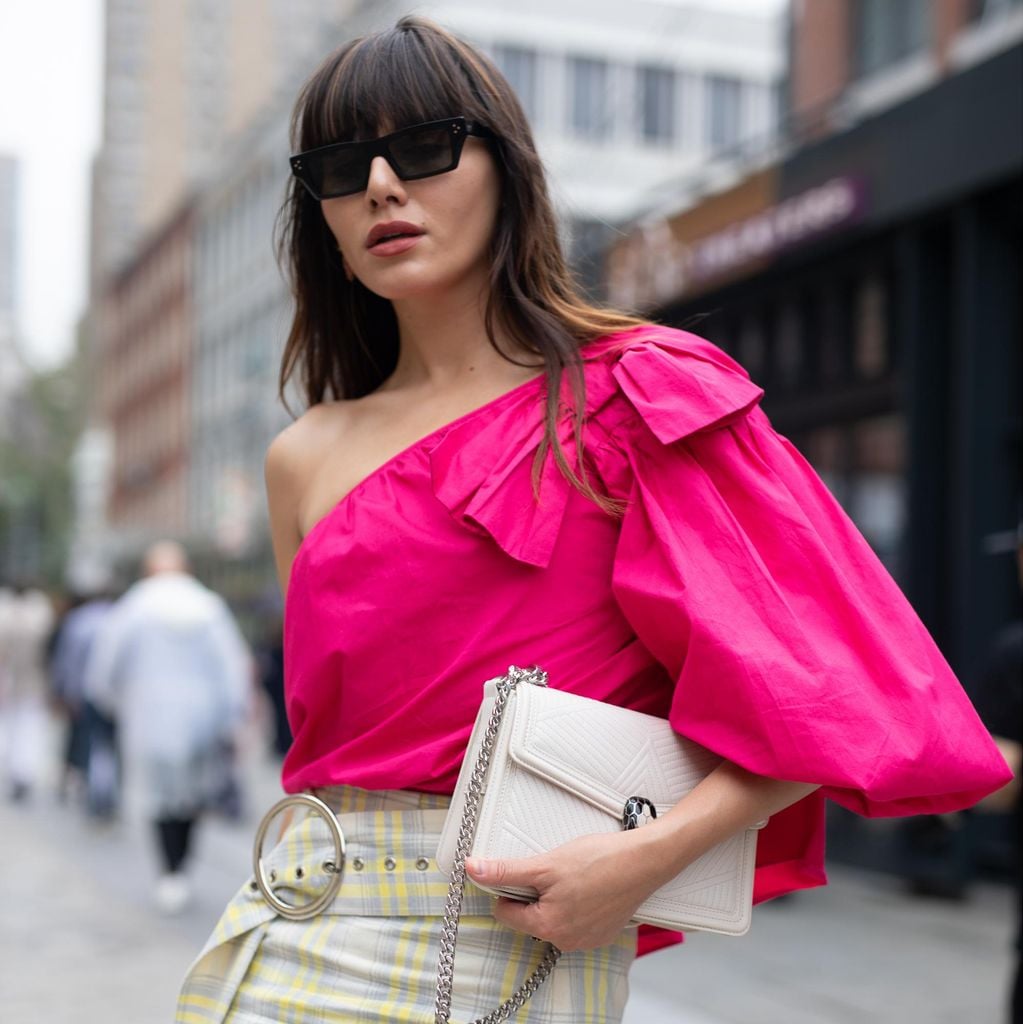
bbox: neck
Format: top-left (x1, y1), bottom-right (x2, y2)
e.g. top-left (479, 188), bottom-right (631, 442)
top-left (385, 272), bottom-right (535, 393)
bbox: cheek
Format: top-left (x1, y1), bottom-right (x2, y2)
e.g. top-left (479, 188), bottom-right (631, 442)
top-left (442, 169), bottom-right (501, 257)
top-left (320, 200), bottom-right (361, 255)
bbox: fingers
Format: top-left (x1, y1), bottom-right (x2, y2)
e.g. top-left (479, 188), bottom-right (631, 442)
top-left (491, 895), bottom-right (542, 936)
top-left (465, 856), bottom-right (545, 889)
top-left (466, 856), bottom-right (550, 941)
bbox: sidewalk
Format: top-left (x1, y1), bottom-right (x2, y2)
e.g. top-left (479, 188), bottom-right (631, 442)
top-left (1, 754), bottom-right (1016, 1023)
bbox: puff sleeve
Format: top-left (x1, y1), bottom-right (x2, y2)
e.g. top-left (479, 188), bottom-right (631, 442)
top-left (601, 330), bottom-right (1012, 901)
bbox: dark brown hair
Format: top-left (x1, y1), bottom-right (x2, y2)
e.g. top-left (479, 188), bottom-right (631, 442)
top-left (274, 15), bottom-right (643, 508)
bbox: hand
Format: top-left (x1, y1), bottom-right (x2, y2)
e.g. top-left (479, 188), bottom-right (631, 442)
top-left (464, 830), bottom-right (661, 952)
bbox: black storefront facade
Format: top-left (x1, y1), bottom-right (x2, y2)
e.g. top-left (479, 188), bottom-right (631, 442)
top-left (608, 44), bottom-right (1022, 879)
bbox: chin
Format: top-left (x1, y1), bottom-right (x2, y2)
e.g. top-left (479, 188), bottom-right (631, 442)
top-left (360, 268), bottom-right (476, 303)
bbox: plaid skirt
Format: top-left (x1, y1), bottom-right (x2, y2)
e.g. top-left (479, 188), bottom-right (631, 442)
top-left (176, 786), bottom-right (636, 1023)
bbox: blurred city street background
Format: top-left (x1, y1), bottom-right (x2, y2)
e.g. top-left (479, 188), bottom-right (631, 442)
top-left (2, 0), bottom-right (1021, 1021)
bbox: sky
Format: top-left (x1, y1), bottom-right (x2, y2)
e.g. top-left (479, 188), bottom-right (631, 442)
top-left (0, 0), bottom-right (102, 371)
top-left (0, 0), bottom-right (785, 372)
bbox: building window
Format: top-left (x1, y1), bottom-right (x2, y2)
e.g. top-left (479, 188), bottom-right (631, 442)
top-left (854, 0), bottom-right (929, 78)
top-left (737, 314), bottom-right (766, 379)
top-left (569, 57), bottom-right (610, 140)
top-left (493, 45), bottom-right (538, 123)
top-left (800, 426), bottom-right (847, 506)
top-left (638, 66), bottom-right (676, 144)
top-left (819, 283), bottom-right (849, 383)
top-left (796, 416), bottom-right (906, 580)
top-left (848, 415), bottom-right (906, 577)
top-left (705, 74), bottom-right (742, 151)
top-left (854, 273), bottom-right (888, 377)
top-left (775, 299), bottom-right (803, 390)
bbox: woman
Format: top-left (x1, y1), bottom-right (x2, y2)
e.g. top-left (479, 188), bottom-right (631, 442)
top-left (177, 17), bottom-right (1010, 1023)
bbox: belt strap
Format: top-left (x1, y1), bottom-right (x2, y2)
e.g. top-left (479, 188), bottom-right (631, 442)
top-left (251, 794), bottom-right (493, 919)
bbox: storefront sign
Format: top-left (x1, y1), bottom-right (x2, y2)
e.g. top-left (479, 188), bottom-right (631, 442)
top-left (608, 176), bottom-right (867, 309)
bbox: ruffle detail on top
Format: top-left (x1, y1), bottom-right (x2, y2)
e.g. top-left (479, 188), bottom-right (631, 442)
top-left (430, 393), bottom-right (567, 568)
top-left (429, 325), bottom-right (762, 567)
top-left (609, 327), bottom-right (764, 444)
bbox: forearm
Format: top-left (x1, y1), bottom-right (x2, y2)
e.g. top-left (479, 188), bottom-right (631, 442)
top-left (627, 761), bottom-right (819, 891)
top-left (477, 760), bottom-right (820, 949)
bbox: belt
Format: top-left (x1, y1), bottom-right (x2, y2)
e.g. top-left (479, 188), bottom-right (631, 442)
top-left (250, 792), bottom-right (491, 920)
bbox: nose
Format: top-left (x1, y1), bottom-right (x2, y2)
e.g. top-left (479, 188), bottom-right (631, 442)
top-left (364, 155), bottom-right (407, 207)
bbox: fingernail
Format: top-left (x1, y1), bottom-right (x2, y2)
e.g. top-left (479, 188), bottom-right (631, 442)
top-left (466, 858), bottom-right (486, 879)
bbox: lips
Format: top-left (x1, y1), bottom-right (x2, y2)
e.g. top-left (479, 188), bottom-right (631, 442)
top-left (366, 220), bottom-right (425, 249)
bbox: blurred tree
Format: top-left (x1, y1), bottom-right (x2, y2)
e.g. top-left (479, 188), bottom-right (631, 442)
top-left (0, 340), bottom-right (87, 587)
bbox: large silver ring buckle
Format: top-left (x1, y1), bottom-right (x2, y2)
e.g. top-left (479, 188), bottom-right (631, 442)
top-left (252, 793), bottom-right (346, 920)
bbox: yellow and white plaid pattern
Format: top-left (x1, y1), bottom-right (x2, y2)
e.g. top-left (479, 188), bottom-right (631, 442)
top-left (176, 786), bottom-right (636, 1023)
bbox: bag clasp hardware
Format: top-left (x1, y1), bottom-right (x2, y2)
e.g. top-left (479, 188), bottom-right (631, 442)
top-left (622, 796), bottom-right (658, 831)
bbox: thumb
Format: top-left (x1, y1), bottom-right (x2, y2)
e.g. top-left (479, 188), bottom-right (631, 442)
top-left (465, 855), bottom-right (543, 888)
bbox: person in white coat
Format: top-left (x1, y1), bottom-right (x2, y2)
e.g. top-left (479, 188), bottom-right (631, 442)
top-left (0, 581), bottom-right (56, 802)
top-left (86, 541), bottom-right (251, 913)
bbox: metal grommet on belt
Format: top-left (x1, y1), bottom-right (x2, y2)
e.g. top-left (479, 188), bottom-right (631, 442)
top-left (252, 792), bottom-right (346, 921)
top-left (384, 856), bottom-right (397, 871)
top-left (416, 857), bottom-right (430, 871)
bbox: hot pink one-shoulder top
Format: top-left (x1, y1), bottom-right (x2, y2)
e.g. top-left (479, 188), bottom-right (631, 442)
top-left (281, 325), bottom-right (1010, 954)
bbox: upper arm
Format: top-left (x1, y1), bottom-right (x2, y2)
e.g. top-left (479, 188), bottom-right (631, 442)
top-left (264, 423), bottom-right (307, 596)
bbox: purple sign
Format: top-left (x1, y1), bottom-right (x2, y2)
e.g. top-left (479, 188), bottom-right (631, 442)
top-left (688, 176), bottom-right (868, 285)
top-left (608, 176), bottom-right (870, 310)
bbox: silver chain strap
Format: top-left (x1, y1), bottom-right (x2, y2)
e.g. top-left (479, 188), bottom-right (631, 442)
top-left (434, 665), bottom-right (562, 1024)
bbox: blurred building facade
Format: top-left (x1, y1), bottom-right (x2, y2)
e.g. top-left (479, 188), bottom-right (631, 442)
top-left (88, 0), bottom-right (359, 290)
top-left (65, 425), bottom-right (116, 593)
top-left (420, 0), bottom-right (785, 291)
top-left (98, 202), bottom-right (194, 547)
top-left (188, 112), bottom-right (292, 586)
top-left (606, 0), bottom-right (1023, 685)
top-left (84, 0), bottom-right (356, 580)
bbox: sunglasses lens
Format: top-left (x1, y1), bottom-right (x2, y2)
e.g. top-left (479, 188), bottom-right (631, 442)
top-left (388, 125), bottom-right (456, 177)
top-left (315, 146), bottom-right (368, 198)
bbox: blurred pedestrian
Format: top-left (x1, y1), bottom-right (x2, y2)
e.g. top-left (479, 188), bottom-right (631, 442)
top-left (255, 612), bottom-right (290, 759)
top-left (85, 541), bottom-right (251, 914)
top-left (177, 18), bottom-right (1011, 1022)
top-left (973, 518), bottom-right (1023, 1024)
top-left (0, 580), bottom-right (56, 802)
top-left (49, 581), bottom-right (118, 813)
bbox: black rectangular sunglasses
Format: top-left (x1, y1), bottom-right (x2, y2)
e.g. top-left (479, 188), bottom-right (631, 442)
top-left (289, 116), bottom-right (493, 201)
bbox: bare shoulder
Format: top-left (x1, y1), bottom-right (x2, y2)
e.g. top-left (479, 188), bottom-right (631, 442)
top-left (265, 402), bottom-right (352, 482)
top-left (264, 402), bottom-right (354, 591)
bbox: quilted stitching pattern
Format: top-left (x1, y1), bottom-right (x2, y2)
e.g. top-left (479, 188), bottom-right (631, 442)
top-left (438, 681), bottom-right (760, 935)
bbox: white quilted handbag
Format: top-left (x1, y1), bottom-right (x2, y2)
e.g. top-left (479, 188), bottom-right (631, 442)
top-left (433, 666), bottom-right (766, 1023)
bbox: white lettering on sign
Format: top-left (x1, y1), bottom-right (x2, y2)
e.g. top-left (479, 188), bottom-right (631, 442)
top-left (608, 177), bottom-right (864, 309)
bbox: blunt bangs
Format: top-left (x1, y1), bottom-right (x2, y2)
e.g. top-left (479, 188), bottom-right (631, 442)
top-left (294, 23), bottom-right (496, 153)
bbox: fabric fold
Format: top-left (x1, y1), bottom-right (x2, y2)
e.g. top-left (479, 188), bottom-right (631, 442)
top-left (610, 328), bottom-right (764, 444)
top-left (430, 395), bottom-right (569, 568)
top-left (605, 395), bottom-right (1011, 900)
top-left (428, 326), bottom-right (760, 567)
